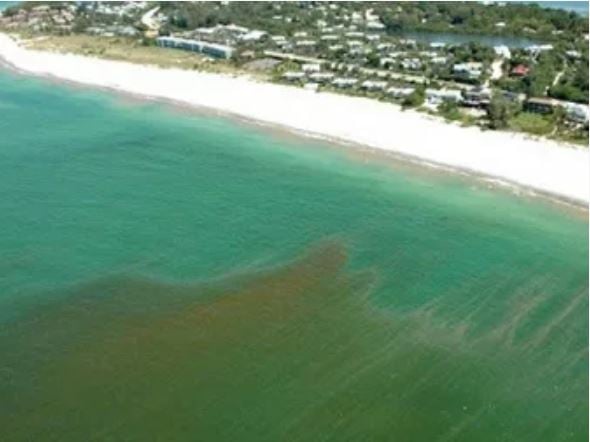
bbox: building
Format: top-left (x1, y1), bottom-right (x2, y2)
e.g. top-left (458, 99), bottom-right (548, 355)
top-left (347, 40), bottom-right (363, 48)
top-left (565, 104), bottom-right (590, 124)
top-left (282, 71), bottom-right (305, 81)
top-left (240, 30), bottom-right (267, 42)
top-left (431, 56), bottom-right (447, 65)
top-left (462, 86), bottom-right (492, 108)
top-left (366, 21), bottom-right (386, 30)
top-left (501, 91), bottom-right (526, 103)
top-left (426, 89), bottom-right (463, 104)
top-left (379, 57), bottom-right (396, 68)
top-left (328, 44), bottom-right (344, 52)
top-left (332, 77), bottom-right (358, 88)
top-left (309, 72), bottom-right (335, 83)
top-left (524, 98), bottom-right (589, 123)
top-left (494, 45), bottom-right (511, 59)
top-left (524, 97), bottom-right (556, 114)
top-left (429, 42), bottom-right (446, 49)
top-left (525, 44), bottom-right (554, 56)
top-left (453, 62), bottom-right (483, 80)
top-left (376, 43), bottom-right (394, 52)
top-left (565, 50), bottom-right (582, 60)
top-left (263, 51), bottom-right (326, 66)
top-left (295, 40), bottom-right (316, 48)
top-left (156, 36), bottom-right (234, 59)
top-left (302, 63), bottom-right (321, 73)
top-left (401, 58), bottom-right (422, 70)
top-left (510, 64), bottom-right (530, 77)
top-left (361, 80), bottom-right (387, 91)
top-left (387, 87), bottom-right (415, 98)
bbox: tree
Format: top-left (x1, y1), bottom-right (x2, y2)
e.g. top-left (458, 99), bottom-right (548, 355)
top-left (487, 94), bottom-right (520, 129)
top-left (366, 52), bottom-right (380, 69)
top-left (403, 86), bottom-right (425, 108)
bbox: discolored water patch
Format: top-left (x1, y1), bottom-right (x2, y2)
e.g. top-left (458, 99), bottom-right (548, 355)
top-left (0, 242), bottom-right (586, 442)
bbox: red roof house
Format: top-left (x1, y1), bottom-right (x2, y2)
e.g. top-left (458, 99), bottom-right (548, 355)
top-left (511, 64), bottom-right (530, 77)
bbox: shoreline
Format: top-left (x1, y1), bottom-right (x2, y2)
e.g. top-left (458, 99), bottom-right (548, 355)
top-left (0, 33), bottom-right (588, 206)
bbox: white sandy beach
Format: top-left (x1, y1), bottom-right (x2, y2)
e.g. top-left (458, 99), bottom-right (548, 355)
top-left (0, 34), bottom-right (588, 204)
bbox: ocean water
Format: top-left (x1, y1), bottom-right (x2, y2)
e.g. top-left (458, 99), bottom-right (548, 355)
top-left (0, 70), bottom-right (587, 441)
top-left (534, 1), bottom-right (589, 15)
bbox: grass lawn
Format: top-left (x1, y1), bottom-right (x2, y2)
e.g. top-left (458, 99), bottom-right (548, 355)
top-left (508, 112), bottom-right (555, 136)
top-left (22, 34), bottom-right (251, 76)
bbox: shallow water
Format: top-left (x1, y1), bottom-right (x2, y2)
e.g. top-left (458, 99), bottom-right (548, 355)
top-left (0, 70), bottom-right (587, 441)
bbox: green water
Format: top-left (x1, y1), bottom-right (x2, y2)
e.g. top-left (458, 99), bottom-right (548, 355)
top-left (0, 70), bottom-right (587, 441)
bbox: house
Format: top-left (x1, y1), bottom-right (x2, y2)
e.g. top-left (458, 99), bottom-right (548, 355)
top-left (426, 89), bottom-right (463, 104)
top-left (462, 86), bottom-right (492, 108)
top-left (525, 44), bottom-right (554, 56)
top-left (361, 80), bottom-right (387, 91)
top-left (453, 62), bottom-right (483, 80)
top-left (511, 64), bottom-right (530, 77)
top-left (379, 57), bottom-right (396, 68)
top-left (565, 103), bottom-right (590, 124)
top-left (347, 40), bottom-right (363, 47)
top-left (565, 50), bottom-right (582, 60)
top-left (282, 71), bottom-right (305, 81)
top-left (295, 40), bottom-right (316, 48)
top-left (387, 87), bottom-right (415, 98)
top-left (271, 35), bottom-right (286, 43)
top-left (419, 51), bottom-right (438, 58)
top-left (332, 77), bottom-right (358, 88)
top-left (494, 45), bottom-right (511, 59)
top-left (429, 42), bottom-right (446, 49)
top-left (351, 11), bottom-right (363, 23)
top-left (240, 30), bottom-right (267, 42)
top-left (376, 43), bottom-right (394, 51)
top-left (524, 97), bottom-right (557, 114)
top-left (309, 72), bottom-right (335, 83)
top-left (399, 39), bottom-right (416, 47)
top-left (348, 47), bottom-right (366, 56)
top-left (401, 58), bottom-right (422, 70)
top-left (501, 91), bottom-right (526, 103)
top-left (223, 24), bottom-right (249, 35)
top-left (431, 56), bottom-right (448, 65)
top-left (302, 63), bottom-right (321, 73)
top-left (366, 21), bottom-right (385, 30)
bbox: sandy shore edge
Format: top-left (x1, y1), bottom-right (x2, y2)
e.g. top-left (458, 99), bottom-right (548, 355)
top-left (0, 33), bottom-right (588, 205)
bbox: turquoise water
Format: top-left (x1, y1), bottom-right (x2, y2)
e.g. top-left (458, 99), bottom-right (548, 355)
top-left (534, 1), bottom-right (589, 15)
top-left (0, 1), bottom-right (18, 11)
top-left (0, 70), bottom-right (588, 441)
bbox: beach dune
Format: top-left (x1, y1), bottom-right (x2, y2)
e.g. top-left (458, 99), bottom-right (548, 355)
top-left (0, 34), bottom-right (588, 203)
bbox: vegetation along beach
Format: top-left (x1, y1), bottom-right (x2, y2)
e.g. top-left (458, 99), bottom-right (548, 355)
top-left (0, 2), bottom-right (588, 441)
